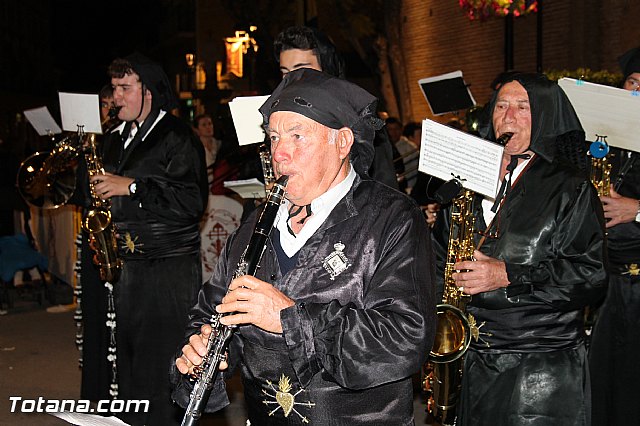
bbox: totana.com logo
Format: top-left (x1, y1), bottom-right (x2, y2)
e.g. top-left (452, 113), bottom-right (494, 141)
top-left (8, 397), bottom-right (149, 413)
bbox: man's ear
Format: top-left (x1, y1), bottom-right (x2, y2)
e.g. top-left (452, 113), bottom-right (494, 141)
top-left (143, 86), bottom-right (153, 102)
top-left (337, 127), bottom-right (354, 160)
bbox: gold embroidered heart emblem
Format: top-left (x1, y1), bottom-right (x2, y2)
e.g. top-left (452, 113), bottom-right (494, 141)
top-left (275, 375), bottom-right (294, 417)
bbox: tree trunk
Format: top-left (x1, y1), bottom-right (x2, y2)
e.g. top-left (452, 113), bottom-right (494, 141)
top-left (374, 35), bottom-right (400, 118)
top-left (383, 0), bottom-right (413, 123)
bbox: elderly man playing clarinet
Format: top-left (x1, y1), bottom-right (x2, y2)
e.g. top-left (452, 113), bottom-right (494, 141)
top-left (171, 68), bottom-right (436, 425)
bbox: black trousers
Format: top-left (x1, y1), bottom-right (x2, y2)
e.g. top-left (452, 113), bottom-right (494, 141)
top-left (114, 253), bottom-right (201, 426)
top-left (589, 272), bottom-right (640, 426)
top-left (79, 231), bottom-right (112, 401)
top-left (459, 346), bottom-right (590, 426)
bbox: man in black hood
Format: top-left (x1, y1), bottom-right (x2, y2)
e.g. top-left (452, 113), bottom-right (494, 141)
top-left (589, 46), bottom-right (640, 426)
top-left (432, 73), bottom-right (607, 425)
top-left (90, 53), bottom-right (208, 425)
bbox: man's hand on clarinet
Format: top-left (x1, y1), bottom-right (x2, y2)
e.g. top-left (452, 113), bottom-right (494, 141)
top-left (216, 275), bottom-right (295, 334)
top-left (176, 324), bottom-right (229, 375)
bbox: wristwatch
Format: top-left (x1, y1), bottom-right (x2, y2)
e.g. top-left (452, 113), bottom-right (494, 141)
top-left (635, 200), bottom-right (640, 222)
top-left (128, 181), bottom-right (137, 195)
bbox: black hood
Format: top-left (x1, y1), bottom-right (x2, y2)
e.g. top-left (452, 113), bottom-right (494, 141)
top-left (479, 72), bottom-right (584, 163)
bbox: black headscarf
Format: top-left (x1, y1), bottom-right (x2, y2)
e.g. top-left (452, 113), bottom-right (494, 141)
top-left (259, 68), bottom-right (384, 175)
top-left (618, 47), bottom-right (640, 80)
top-left (124, 52), bottom-right (178, 111)
top-left (479, 72), bottom-right (584, 163)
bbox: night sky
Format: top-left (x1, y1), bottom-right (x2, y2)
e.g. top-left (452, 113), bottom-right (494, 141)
top-left (50, 0), bottom-right (163, 93)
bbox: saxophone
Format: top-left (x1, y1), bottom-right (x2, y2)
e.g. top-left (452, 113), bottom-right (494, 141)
top-left (181, 175), bottom-right (288, 426)
top-left (589, 135), bottom-right (611, 196)
top-left (423, 187), bottom-right (475, 426)
top-left (82, 131), bottom-right (122, 283)
top-left (423, 132), bottom-right (513, 425)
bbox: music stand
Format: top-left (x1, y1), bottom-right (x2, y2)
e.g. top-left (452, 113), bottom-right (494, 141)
top-left (419, 70), bottom-right (476, 116)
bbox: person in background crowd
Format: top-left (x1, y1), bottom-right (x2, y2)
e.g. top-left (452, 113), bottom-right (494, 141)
top-left (395, 121), bottom-right (421, 193)
top-left (193, 113), bottom-right (221, 187)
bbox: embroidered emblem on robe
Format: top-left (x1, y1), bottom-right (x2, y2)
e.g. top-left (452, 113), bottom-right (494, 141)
top-left (120, 232), bottom-right (144, 254)
top-left (262, 374), bottom-right (315, 423)
top-left (322, 242), bottom-right (351, 280)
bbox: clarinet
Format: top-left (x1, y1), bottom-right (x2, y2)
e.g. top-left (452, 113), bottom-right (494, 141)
top-left (181, 175), bottom-right (288, 426)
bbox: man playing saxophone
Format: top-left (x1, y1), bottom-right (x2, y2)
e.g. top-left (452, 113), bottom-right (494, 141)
top-left (88, 53), bottom-right (208, 425)
top-left (172, 68), bottom-right (436, 425)
top-left (432, 73), bottom-right (607, 426)
top-left (589, 46), bottom-right (640, 426)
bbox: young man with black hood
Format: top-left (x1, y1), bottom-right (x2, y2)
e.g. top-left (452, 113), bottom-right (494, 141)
top-left (90, 53), bottom-right (208, 425)
top-left (273, 26), bottom-right (400, 190)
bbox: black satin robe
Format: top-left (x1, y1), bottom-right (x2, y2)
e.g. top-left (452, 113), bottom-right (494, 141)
top-left (101, 112), bottom-right (208, 425)
top-left (589, 148), bottom-right (640, 426)
top-left (432, 156), bottom-right (607, 426)
top-left (172, 175), bottom-right (436, 425)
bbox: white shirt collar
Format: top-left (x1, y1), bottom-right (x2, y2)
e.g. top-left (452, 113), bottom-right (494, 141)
top-left (276, 165), bottom-right (356, 257)
top-left (113, 110), bottom-right (166, 149)
top-left (482, 154), bottom-right (534, 226)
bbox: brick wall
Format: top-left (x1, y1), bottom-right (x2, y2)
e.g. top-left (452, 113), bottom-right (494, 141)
top-left (400, 0), bottom-right (640, 124)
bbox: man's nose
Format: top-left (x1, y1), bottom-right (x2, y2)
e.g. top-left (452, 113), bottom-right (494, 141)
top-left (271, 141), bottom-right (291, 163)
top-left (503, 106), bottom-right (516, 123)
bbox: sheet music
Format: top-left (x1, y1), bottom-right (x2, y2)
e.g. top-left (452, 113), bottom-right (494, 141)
top-left (229, 95), bottom-right (270, 146)
top-left (58, 92), bottom-right (103, 134)
top-left (224, 178), bottom-right (267, 198)
top-left (558, 78), bottom-right (640, 152)
top-left (23, 106), bottom-right (62, 136)
top-left (419, 119), bottom-right (503, 198)
top-left (418, 70), bottom-right (476, 116)
top-left (50, 411), bottom-right (130, 425)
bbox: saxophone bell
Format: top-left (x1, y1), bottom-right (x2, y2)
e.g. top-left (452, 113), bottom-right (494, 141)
top-left (16, 132), bottom-right (82, 209)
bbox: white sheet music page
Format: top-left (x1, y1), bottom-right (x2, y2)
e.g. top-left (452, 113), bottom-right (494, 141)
top-left (23, 106), bottom-right (62, 136)
top-left (229, 95), bottom-right (270, 146)
top-left (224, 178), bottom-right (267, 199)
top-left (419, 119), bottom-right (503, 198)
top-left (58, 92), bottom-right (103, 134)
top-left (558, 78), bottom-right (640, 152)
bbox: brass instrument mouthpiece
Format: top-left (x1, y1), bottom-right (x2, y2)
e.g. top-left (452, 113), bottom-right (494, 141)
top-left (496, 132), bottom-right (514, 146)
